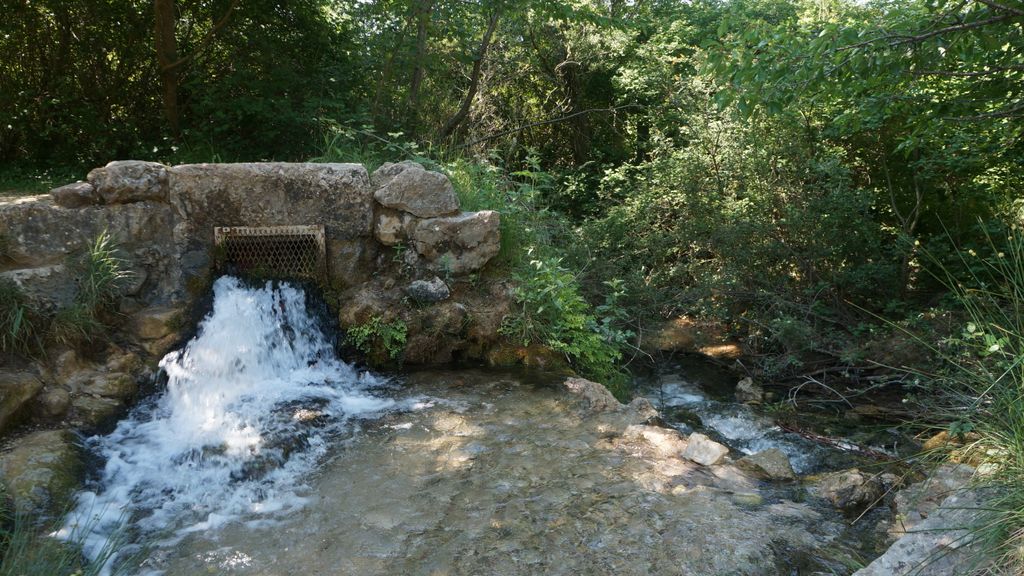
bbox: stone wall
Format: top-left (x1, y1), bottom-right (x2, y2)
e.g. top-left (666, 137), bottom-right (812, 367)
top-left (0, 160), bottom-right (511, 515)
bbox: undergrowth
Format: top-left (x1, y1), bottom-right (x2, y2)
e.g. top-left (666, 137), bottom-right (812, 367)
top-left (346, 316), bottom-right (408, 363)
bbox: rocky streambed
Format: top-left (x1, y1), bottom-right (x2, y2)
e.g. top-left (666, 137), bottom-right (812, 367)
top-left (131, 367), bottom-right (920, 576)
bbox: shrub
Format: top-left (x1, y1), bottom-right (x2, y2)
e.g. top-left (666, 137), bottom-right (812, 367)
top-left (501, 256), bottom-right (633, 399)
top-left (346, 316), bottom-right (408, 362)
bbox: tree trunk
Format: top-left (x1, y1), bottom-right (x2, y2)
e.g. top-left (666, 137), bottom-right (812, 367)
top-left (439, 11), bottom-right (500, 141)
top-left (154, 0), bottom-right (180, 136)
top-left (406, 0), bottom-right (433, 136)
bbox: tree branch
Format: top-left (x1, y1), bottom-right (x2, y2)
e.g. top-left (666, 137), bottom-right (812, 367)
top-left (162, 0), bottom-right (240, 72)
top-left (454, 104), bottom-right (644, 149)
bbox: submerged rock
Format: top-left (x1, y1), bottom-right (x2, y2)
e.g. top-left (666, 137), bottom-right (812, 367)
top-left (0, 429), bottom-right (83, 516)
top-left (737, 448), bottom-right (797, 481)
top-left (683, 432), bottom-right (730, 466)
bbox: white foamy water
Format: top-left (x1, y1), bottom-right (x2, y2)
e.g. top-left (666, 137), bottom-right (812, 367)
top-left (643, 374), bottom-right (829, 474)
top-left (60, 276), bottom-right (399, 572)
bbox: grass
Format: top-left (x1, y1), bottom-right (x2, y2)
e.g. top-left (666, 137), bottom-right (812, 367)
top-left (1, 230), bottom-right (130, 359)
top-left (906, 225), bottom-right (1024, 573)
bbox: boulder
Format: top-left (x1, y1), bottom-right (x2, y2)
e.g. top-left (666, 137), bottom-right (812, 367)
top-left (50, 181), bottom-right (99, 208)
top-left (737, 448), bottom-right (796, 481)
top-left (87, 160), bottom-right (169, 204)
top-left (735, 377), bottom-right (763, 404)
top-left (817, 468), bottom-right (886, 512)
top-left (406, 277), bottom-right (450, 303)
top-left (682, 433), bottom-right (730, 466)
top-left (855, 491), bottom-right (988, 576)
top-left (563, 377), bottom-right (621, 413)
top-left (409, 210), bottom-right (501, 275)
top-left (0, 372), bottom-right (43, 435)
top-left (80, 372), bottom-right (137, 401)
top-left (0, 429), bottom-right (83, 516)
top-left (371, 161), bottom-right (460, 218)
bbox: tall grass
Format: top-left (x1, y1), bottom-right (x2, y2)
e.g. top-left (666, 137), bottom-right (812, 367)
top-left (917, 226), bottom-right (1024, 572)
top-left (0, 278), bottom-right (44, 356)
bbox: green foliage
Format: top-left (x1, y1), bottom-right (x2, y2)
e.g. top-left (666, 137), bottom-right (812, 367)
top-left (501, 255), bottom-right (632, 399)
top-left (346, 316), bottom-right (408, 361)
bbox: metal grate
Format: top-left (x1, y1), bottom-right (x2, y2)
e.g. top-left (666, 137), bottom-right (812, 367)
top-left (214, 225), bottom-right (326, 280)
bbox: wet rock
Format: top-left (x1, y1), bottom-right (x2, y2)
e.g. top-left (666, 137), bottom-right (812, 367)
top-left (371, 161), bottom-right (460, 218)
top-left (50, 181), bottom-right (99, 208)
top-left (406, 277), bottom-right (450, 303)
top-left (408, 211), bottom-right (500, 275)
top-left (80, 372), bottom-right (137, 401)
top-left (892, 463), bottom-right (974, 534)
top-left (132, 305), bottom-right (182, 340)
top-left (0, 429), bottom-right (83, 516)
top-left (563, 377), bottom-right (621, 413)
top-left (621, 425), bottom-right (689, 458)
top-left (818, 468), bottom-right (886, 512)
top-left (35, 387), bottom-right (71, 419)
top-left (0, 371), bottom-right (43, 435)
top-left (734, 377), bottom-right (763, 404)
top-left (88, 160), bottom-right (169, 204)
top-left (70, 395), bottom-right (124, 431)
top-left (737, 448), bottom-right (796, 481)
top-left (855, 491), bottom-right (989, 576)
top-left (682, 433), bottom-right (730, 466)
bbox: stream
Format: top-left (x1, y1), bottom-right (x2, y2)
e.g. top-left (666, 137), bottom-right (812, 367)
top-left (60, 277), bottom-right (896, 575)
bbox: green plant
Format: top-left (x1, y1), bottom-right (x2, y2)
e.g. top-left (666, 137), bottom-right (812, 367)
top-left (0, 278), bottom-right (43, 356)
top-left (345, 316), bottom-right (408, 361)
top-left (501, 255), bottom-right (631, 399)
top-left (75, 230), bottom-right (132, 314)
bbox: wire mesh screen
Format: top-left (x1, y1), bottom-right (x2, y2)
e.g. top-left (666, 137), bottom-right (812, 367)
top-left (213, 225), bottom-right (326, 280)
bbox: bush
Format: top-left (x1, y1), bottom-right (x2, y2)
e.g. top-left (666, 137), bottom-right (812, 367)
top-left (501, 256), bottom-right (633, 399)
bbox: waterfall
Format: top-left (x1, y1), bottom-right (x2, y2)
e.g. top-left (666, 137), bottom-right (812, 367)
top-left (59, 276), bottom-right (397, 572)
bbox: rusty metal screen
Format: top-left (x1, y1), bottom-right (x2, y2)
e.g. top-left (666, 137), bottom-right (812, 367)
top-left (213, 225), bottom-right (326, 280)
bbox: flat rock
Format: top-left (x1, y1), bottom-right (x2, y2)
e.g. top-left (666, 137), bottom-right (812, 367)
top-left (409, 210), bottom-right (501, 274)
top-left (50, 181), bottom-right (99, 208)
top-left (0, 371), bottom-right (43, 435)
top-left (88, 160), bottom-right (169, 204)
top-left (892, 463), bottom-right (974, 534)
top-left (0, 429), bottom-right (82, 516)
top-left (372, 161), bottom-right (460, 218)
top-left (621, 424), bottom-right (689, 459)
top-left (737, 448), bottom-right (796, 481)
top-left (855, 491), bottom-right (989, 576)
top-left (683, 432), bottom-right (730, 466)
